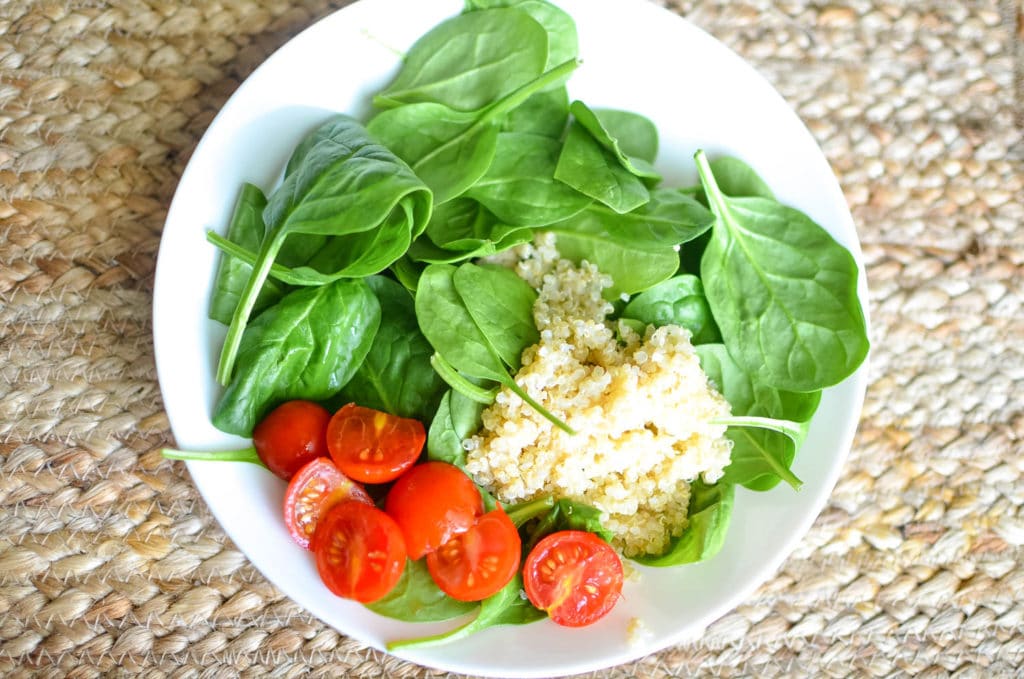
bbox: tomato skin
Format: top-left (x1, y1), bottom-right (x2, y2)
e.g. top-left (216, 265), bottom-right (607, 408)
top-left (426, 509), bottom-right (521, 601)
top-left (384, 462), bottom-right (484, 559)
top-left (283, 457), bottom-right (372, 550)
top-left (523, 530), bottom-right (624, 627)
top-left (253, 400), bottom-right (331, 480)
top-left (326, 403), bottom-right (425, 484)
top-left (313, 501), bottom-right (407, 603)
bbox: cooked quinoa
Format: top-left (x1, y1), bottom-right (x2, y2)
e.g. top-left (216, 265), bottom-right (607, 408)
top-left (465, 234), bottom-right (733, 557)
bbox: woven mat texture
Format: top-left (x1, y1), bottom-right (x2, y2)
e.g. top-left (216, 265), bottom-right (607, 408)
top-left (1, 0), bottom-right (1022, 676)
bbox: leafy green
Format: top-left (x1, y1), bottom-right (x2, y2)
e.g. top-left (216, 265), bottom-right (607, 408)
top-left (525, 497), bottom-right (614, 552)
top-left (696, 149), bottom-right (869, 392)
top-left (208, 183), bottom-right (287, 324)
top-left (415, 264), bottom-right (574, 433)
top-left (465, 132), bottom-right (592, 227)
top-left (504, 86), bottom-right (569, 137)
top-left (622, 274), bottom-right (721, 344)
top-left (427, 389), bottom-right (486, 467)
top-left (387, 575), bottom-right (543, 650)
top-left (366, 559), bottom-right (477, 622)
top-left (374, 8), bottom-right (548, 111)
top-left (633, 480), bottom-right (734, 566)
top-left (215, 115), bottom-right (430, 385)
top-left (554, 122), bottom-right (649, 214)
top-left (335, 276), bottom-right (446, 421)
top-left (212, 279), bottom-right (381, 436)
top-left (696, 343), bottom-right (821, 490)
top-left (568, 101), bottom-right (661, 184)
top-left (551, 225), bottom-right (679, 299)
top-left (368, 59), bottom-right (579, 206)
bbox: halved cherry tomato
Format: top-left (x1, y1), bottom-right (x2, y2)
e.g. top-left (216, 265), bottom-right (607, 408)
top-left (384, 461), bottom-right (483, 559)
top-left (326, 403), bottom-right (425, 484)
top-left (312, 501), bottom-right (406, 603)
top-left (426, 508), bottom-right (521, 601)
top-left (283, 457), bottom-right (372, 550)
top-left (523, 530), bottom-right (624, 627)
top-left (253, 400), bottom-right (331, 480)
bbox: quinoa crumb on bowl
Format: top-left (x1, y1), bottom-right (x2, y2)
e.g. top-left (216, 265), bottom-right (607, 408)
top-left (467, 233), bottom-right (733, 558)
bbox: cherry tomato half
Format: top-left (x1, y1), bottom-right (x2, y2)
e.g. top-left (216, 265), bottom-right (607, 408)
top-left (523, 530), bottom-right (624, 627)
top-left (313, 501), bottom-right (406, 603)
top-left (427, 508), bottom-right (521, 601)
top-left (384, 461), bottom-right (483, 559)
top-left (283, 457), bottom-right (372, 550)
top-left (253, 400), bottom-right (331, 480)
top-left (326, 403), bottom-right (426, 484)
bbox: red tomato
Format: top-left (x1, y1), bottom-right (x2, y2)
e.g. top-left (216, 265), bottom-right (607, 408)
top-left (426, 508), bottom-right (521, 601)
top-left (326, 403), bottom-right (426, 484)
top-left (523, 530), bottom-right (624, 627)
top-left (283, 457), bottom-right (372, 550)
top-left (253, 400), bottom-right (331, 480)
top-left (384, 461), bottom-right (483, 559)
top-left (313, 501), bottom-right (406, 603)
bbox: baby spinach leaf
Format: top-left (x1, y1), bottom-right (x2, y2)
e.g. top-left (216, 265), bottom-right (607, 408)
top-left (429, 354), bottom-right (501, 405)
top-left (368, 59), bottom-right (579, 206)
top-left (464, 0), bottom-right (578, 76)
top-left (504, 86), bottom-right (569, 137)
top-left (696, 343), bottom-right (821, 491)
top-left (703, 155), bottom-right (775, 202)
top-left (416, 264), bottom-right (574, 433)
top-left (622, 274), bottom-right (721, 345)
top-left (549, 188), bottom-right (713, 253)
top-left (390, 255), bottom-right (424, 293)
top-left (374, 8), bottom-right (548, 112)
top-left (208, 183), bottom-right (288, 324)
top-left (336, 276), bottom-right (446, 421)
top-left (367, 558), bottom-right (477, 622)
top-left (420, 197), bottom-right (532, 256)
top-left (453, 263), bottom-right (539, 371)
top-left (212, 279), bottom-right (381, 437)
top-left (387, 575), bottom-right (543, 650)
top-left (632, 480), bottom-right (734, 566)
top-left (568, 101), bottom-right (661, 184)
top-left (525, 498), bottom-right (615, 552)
top-left (216, 115), bottom-right (430, 385)
top-left (551, 225), bottom-right (678, 298)
top-left (554, 123), bottom-right (650, 214)
top-left (695, 150), bottom-right (869, 392)
top-left (427, 389), bottom-right (486, 467)
top-left (466, 133), bottom-right (592, 227)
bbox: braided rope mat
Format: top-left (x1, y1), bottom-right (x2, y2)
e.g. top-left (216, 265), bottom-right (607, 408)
top-left (1, 0), bottom-right (1021, 676)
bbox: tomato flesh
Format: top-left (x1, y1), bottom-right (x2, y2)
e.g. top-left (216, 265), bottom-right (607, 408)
top-left (313, 501), bottom-right (406, 603)
top-left (326, 403), bottom-right (426, 484)
top-left (523, 530), bottom-right (624, 627)
top-left (384, 461), bottom-right (483, 559)
top-left (427, 509), bottom-right (521, 601)
top-left (253, 400), bottom-right (331, 480)
top-left (283, 457), bottom-right (372, 550)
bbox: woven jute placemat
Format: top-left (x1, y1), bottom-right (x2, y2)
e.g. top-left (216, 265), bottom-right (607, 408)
top-left (1, 0), bottom-right (1021, 676)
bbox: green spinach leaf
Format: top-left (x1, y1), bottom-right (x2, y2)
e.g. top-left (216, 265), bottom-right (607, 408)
top-left (622, 274), bottom-right (721, 344)
top-left (374, 8), bottom-right (548, 111)
top-left (427, 389), bottom-right (486, 467)
top-left (466, 132), bottom-right (592, 227)
top-left (387, 575), bottom-right (543, 650)
top-left (550, 226), bottom-right (679, 298)
top-left (336, 276), bottom-right (446, 421)
top-left (366, 558), bottom-right (477, 622)
top-left (554, 123), bottom-right (650, 214)
top-left (212, 279), bottom-right (381, 436)
top-left (215, 115), bottom-right (430, 384)
top-left (568, 101), bottom-right (661, 184)
top-left (696, 149), bottom-right (869, 392)
top-left (504, 86), bottom-right (569, 137)
top-left (632, 480), bottom-right (734, 566)
top-left (696, 343), bottom-right (821, 490)
top-left (525, 497), bottom-right (615, 552)
top-left (453, 263), bottom-right (539, 370)
top-left (208, 183), bottom-right (287, 324)
top-left (464, 0), bottom-right (578, 76)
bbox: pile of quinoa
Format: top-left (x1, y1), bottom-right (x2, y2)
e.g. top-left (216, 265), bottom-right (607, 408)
top-left (464, 233), bottom-right (733, 557)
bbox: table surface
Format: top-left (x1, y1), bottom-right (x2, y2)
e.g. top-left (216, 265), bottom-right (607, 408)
top-left (1, 1), bottom-right (1022, 676)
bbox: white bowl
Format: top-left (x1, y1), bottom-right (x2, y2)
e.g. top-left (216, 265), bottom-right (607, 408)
top-left (153, 0), bottom-right (869, 676)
